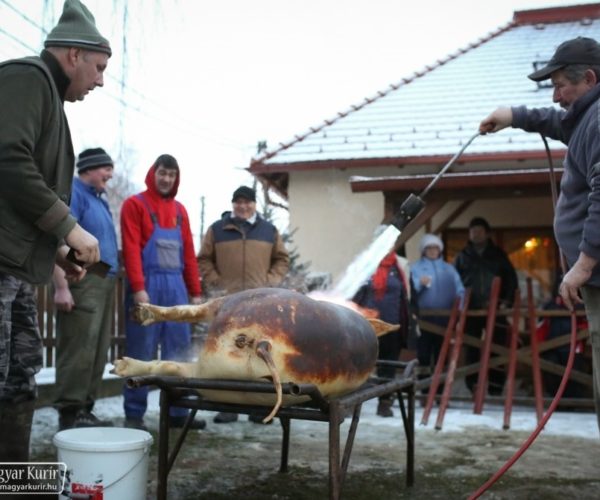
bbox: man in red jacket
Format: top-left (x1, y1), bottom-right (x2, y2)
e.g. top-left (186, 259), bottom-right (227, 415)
top-left (120, 154), bottom-right (204, 430)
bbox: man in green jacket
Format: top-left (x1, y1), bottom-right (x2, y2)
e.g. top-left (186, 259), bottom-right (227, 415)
top-left (0, 0), bottom-right (111, 462)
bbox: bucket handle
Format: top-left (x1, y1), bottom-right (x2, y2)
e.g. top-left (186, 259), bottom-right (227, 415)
top-left (62, 445), bottom-right (151, 499)
top-left (102, 445), bottom-right (151, 491)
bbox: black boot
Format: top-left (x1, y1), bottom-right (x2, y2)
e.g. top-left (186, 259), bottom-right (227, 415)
top-left (73, 410), bottom-right (114, 428)
top-left (0, 399), bottom-right (35, 462)
top-left (169, 415), bottom-right (206, 430)
top-left (213, 412), bottom-right (238, 424)
top-left (377, 398), bottom-right (394, 418)
top-left (58, 407), bottom-right (78, 431)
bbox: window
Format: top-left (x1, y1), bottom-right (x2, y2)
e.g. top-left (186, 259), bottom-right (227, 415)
top-left (444, 227), bottom-right (558, 303)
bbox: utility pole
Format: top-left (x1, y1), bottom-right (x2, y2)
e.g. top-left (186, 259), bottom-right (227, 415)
top-left (199, 195), bottom-right (205, 247)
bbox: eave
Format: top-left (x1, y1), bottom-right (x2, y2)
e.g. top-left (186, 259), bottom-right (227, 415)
top-left (350, 167), bottom-right (563, 195)
top-left (249, 150), bottom-right (565, 175)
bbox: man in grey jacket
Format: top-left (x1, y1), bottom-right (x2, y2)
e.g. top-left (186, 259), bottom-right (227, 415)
top-left (479, 36), bottom-right (600, 430)
top-left (0, 0), bottom-right (110, 461)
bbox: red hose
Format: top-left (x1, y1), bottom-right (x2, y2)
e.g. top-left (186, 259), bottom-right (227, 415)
top-left (469, 133), bottom-right (579, 499)
top-left (468, 313), bottom-right (578, 499)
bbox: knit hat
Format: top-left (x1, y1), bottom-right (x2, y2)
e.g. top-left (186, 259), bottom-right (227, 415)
top-left (44, 0), bottom-right (111, 57)
top-left (232, 186), bottom-right (256, 202)
top-left (76, 148), bottom-right (113, 173)
top-left (419, 234), bottom-right (444, 255)
top-left (469, 217), bottom-right (491, 232)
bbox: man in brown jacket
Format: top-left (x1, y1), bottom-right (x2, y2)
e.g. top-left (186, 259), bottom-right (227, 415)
top-left (0, 0), bottom-right (110, 462)
top-left (198, 185), bottom-right (289, 423)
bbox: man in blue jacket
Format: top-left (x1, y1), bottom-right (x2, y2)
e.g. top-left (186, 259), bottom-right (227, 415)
top-left (53, 149), bottom-right (119, 431)
top-left (480, 36), bottom-right (600, 429)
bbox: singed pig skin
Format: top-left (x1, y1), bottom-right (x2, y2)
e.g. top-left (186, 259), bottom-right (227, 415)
top-left (117, 288), bottom-right (389, 408)
top-left (193, 288), bottom-right (378, 406)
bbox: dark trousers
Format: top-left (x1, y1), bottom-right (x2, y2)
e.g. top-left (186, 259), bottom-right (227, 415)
top-left (376, 329), bottom-right (402, 401)
top-left (54, 274), bottom-right (116, 413)
top-left (417, 327), bottom-right (444, 395)
top-left (542, 350), bottom-right (585, 398)
top-left (464, 316), bottom-right (508, 396)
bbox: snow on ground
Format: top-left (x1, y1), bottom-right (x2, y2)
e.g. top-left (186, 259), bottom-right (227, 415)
top-left (32, 364), bottom-right (600, 448)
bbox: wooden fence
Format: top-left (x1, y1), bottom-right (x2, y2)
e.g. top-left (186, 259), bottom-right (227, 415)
top-left (36, 270), bottom-right (207, 368)
top-left (36, 272), bottom-right (127, 368)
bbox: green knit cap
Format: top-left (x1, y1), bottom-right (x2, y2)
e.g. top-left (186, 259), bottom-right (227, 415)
top-left (44, 0), bottom-right (111, 57)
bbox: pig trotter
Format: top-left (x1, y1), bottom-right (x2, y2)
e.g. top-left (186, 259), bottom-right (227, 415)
top-left (133, 303), bottom-right (157, 326)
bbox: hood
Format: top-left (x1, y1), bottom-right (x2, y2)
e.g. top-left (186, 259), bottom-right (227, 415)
top-left (419, 233), bottom-right (444, 255)
top-left (144, 164), bottom-right (179, 198)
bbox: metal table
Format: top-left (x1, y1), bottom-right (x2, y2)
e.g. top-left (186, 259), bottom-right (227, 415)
top-left (127, 359), bottom-right (416, 500)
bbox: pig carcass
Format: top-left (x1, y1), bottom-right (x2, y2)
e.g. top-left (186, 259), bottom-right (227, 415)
top-left (112, 287), bottom-right (397, 422)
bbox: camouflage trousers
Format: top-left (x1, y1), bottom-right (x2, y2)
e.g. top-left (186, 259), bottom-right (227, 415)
top-left (0, 272), bottom-right (42, 402)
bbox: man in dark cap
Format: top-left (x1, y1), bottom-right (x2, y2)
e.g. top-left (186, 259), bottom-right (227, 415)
top-left (454, 217), bottom-right (518, 396)
top-left (479, 36), bottom-right (600, 430)
top-left (52, 148), bottom-right (119, 431)
top-left (198, 185), bottom-right (290, 423)
top-left (0, 0), bottom-right (111, 461)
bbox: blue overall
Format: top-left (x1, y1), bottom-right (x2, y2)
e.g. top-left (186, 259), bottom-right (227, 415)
top-left (123, 195), bottom-right (191, 419)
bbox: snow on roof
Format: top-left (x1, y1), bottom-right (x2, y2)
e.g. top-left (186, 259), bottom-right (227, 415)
top-left (252, 4), bottom-right (600, 169)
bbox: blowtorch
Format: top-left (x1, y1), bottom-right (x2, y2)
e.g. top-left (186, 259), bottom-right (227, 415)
top-left (390, 131), bottom-right (481, 231)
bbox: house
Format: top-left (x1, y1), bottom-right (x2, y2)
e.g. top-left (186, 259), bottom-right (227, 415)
top-left (248, 3), bottom-right (600, 299)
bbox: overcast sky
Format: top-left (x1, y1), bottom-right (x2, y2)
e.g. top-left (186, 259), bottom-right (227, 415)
top-left (2, 0), bottom-right (597, 247)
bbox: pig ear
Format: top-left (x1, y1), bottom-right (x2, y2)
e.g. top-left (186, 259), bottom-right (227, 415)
top-left (368, 318), bottom-right (400, 337)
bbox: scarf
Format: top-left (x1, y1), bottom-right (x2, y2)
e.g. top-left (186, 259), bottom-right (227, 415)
top-left (372, 252), bottom-right (400, 301)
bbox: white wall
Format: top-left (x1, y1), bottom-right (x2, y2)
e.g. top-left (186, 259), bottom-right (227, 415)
top-left (288, 169), bottom-right (384, 280)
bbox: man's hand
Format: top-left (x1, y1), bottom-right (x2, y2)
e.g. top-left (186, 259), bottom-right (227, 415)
top-left (479, 107), bottom-right (513, 134)
top-left (64, 223), bottom-right (100, 265)
top-left (559, 253), bottom-right (596, 311)
top-left (52, 264), bottom-right (75, 311)
top-left (55, 246), bottom-right (87, 283)
top-left (54, 287), bottom-right (75, 312)
top-left (133, 290), bottom-right (150, 304)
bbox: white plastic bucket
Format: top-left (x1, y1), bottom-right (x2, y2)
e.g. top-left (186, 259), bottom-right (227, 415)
top-left (53, 427), bottom-right (153, 500)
